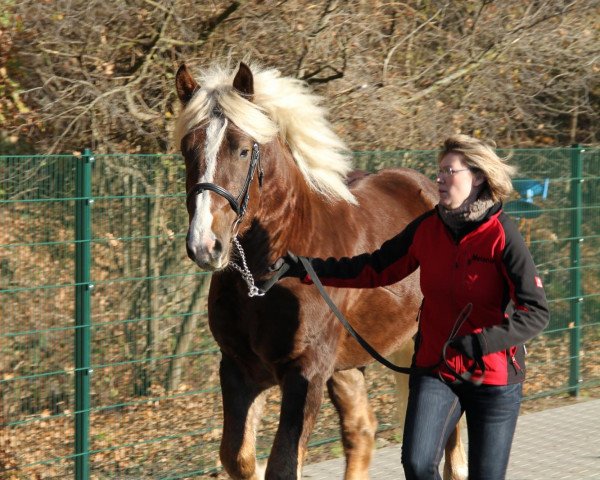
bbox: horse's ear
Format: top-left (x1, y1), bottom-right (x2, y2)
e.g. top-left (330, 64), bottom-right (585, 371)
top-left (175, 63), bottom-right (199, 105)
top-left (232, 62), bottom-right (254, 100)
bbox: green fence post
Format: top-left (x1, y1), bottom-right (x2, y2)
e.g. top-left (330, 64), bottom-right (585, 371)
top-left (569, 144), bottom-right (583, 397)
top-left (75, 149), bottom-right (93, 479)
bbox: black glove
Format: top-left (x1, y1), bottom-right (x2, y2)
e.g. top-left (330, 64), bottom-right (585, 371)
top-left (269, 251), bottom-right (306, 279)
top-left (449, 334), bottom-right (484, 360)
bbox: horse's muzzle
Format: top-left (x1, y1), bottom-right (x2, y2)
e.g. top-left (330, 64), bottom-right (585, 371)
top-left (186, 232), bottom-right (225, 271)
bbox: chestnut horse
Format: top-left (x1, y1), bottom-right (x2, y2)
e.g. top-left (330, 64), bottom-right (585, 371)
top-left (174, 62), bottom-right (466, 479)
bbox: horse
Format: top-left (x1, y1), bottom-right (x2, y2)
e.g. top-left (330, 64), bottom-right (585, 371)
top-left (174, 61), bottom-right (467, 480)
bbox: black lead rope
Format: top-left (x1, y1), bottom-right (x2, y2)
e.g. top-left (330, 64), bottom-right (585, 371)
top-left (299, 257), bottom-right (416, 375)
top-left (258, 262), bottom-right (291, 293)
top-left (442, 340), bottom-right (486, 386)
top-left (260, 257), bottom-right (484, 382)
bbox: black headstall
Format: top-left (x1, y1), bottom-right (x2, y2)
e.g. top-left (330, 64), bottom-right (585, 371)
top-left (186, 142), bottom-right (263, 222)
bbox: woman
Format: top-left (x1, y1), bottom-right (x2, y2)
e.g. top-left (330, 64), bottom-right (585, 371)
top-left (273, 134), bottom-right (549, 480)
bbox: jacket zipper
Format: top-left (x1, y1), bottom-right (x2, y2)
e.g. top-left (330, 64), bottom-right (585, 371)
top-left (509, 346), bottom-right (523, 375)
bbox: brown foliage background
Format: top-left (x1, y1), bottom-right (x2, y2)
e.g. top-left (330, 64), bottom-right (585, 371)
top-left (1, 0), bottom-right (599, 154)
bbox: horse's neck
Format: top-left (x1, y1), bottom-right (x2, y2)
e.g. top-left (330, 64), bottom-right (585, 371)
top-left (251, 146), bottom-right (351, 259)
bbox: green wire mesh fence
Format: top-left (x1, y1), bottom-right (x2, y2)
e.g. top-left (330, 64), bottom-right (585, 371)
top-left (1, 147), bottom-right (598, 478)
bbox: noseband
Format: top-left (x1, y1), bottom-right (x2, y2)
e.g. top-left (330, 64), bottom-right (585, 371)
top-left (186, 142), bottom-right (263, 222)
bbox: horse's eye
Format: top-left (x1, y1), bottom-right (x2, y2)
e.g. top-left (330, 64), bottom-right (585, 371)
top-left (240, 149), bottom-right (249, 158)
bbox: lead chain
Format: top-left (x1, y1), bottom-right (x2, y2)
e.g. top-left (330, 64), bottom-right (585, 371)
top-left (230, 237), bottom-right (265, 297)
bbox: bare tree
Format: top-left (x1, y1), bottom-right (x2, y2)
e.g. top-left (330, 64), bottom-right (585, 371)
top-left (2, 0), bottom-right (597, 154)
top-left (165, 274), bottom-right (211, 392)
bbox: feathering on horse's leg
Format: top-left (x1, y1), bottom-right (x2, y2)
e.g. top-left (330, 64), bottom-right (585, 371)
top-left (218, 355), bottom-right (267, 480)
top-left (327, 367), bottom-right (377, 480)
top-left (265, 366), bottom-right (328, 480)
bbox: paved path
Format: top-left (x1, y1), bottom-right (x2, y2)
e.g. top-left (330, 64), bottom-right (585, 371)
top-left (302, 398), bottom-right (600, 479)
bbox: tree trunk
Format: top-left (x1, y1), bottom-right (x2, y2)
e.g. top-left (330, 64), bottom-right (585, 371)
top-left (165, 274), bottom-right (211, 392)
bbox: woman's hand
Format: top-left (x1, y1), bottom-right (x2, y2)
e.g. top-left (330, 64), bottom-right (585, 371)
top-left (270, 252), bottom-right (307, 279)
top-left (449, 334), bottom-right (484, 360)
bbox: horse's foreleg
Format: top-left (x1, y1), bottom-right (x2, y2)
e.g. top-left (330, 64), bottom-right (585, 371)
top-left (442, 419), bottom-right (468, 480)
top-left (219, 355), bottom-right (267, 480)
top-left (326, 368), bottom-right (377, 480)
top-left (265, 367), bottom-right (327, 480)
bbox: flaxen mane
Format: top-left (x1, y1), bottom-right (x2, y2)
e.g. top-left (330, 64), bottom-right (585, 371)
top-left (174, 63), bottom-right (356, 203)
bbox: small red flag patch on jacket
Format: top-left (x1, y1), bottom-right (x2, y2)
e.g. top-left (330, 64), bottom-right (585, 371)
top-left (535, 276), bottom-right (543, 288)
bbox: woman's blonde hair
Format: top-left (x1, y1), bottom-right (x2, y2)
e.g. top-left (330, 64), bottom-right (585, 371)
top-left (438, 134), bottom-right (517, 203)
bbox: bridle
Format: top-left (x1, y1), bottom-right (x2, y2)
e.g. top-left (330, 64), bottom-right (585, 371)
top-left (186, 141), bottom-right (263, 225)
top-left (185, 141), bottom-right (267, 296)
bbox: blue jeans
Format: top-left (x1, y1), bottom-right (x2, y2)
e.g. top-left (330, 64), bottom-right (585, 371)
top-left (401, 374), bottom-right (522, 480)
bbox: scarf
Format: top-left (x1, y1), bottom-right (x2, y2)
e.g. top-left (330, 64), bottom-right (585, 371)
top-left (437, 188), bottom-right (495, 237)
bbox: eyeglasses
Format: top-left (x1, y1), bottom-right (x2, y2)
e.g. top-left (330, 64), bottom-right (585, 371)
top-left (437, 166), bottom-right (471, 177)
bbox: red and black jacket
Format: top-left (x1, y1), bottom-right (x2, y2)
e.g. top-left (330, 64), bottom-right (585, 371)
top-left (306, 203), bottom-right (549, 385)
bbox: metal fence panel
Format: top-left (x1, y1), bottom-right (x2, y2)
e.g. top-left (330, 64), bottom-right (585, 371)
top-left (2, 155), bottom-right (80, 477)
top-left (1, 148), bottom-right (598, 478)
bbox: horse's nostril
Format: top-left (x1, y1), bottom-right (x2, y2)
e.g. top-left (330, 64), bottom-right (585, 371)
top-left (213, 239), bottom-right (223, 255)
top-left (186, 243), bottom-right (196, 261)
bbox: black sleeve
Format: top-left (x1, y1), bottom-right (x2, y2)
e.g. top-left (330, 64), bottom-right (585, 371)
top-left (479, 213), bottom-right (550, 355)
top-left (304, 210), bottom-right (434, 288)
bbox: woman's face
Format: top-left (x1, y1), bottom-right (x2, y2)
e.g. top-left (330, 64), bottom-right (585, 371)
top-left (436, 152), bottom-right (484, 210)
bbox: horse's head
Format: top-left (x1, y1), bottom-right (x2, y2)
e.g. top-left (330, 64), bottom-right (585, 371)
top-left (175, 61), bottom-right (357, 272)
top-left (175, 62), bottom-right (275, 271)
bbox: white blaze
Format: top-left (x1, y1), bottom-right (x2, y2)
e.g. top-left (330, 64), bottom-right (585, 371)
top-left (187, 116), bottom-right (228, 253)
